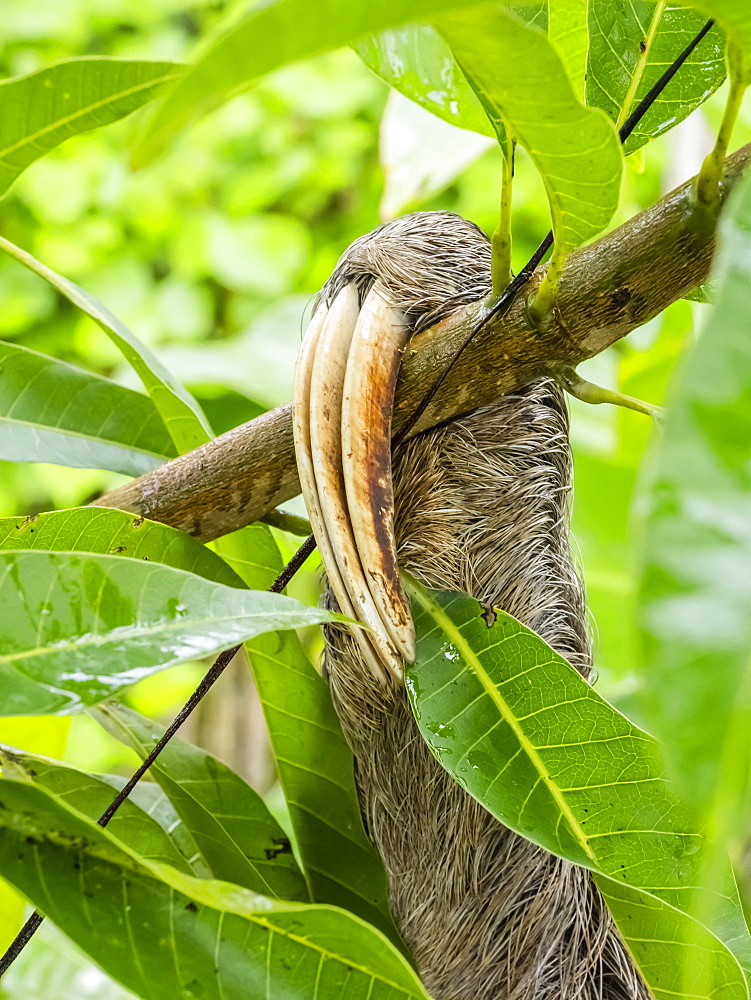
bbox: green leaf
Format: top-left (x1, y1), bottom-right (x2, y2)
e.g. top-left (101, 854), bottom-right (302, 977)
top-left (236, 525), bottom-right (399, 943)
top-left (0, 549), bottom-right (339, 716)
top-left (692, 3), bottom-right (751, 80)
top-left (0, 57), bottom-right (181, 198)
top-left (93, 702), bottom-right (309, 902)
top-left (0, 778), bottom-right (431, 1000)
top-left (0, 507), bottom-right (243, 588)
top-left (354, 25), bottom-right (497, 137)
top-left (0, 341), bottom-right (175, 475)
top-left (0, 745), bottom-right (194, 874)
top-left (436, 4), bottom-right (623, 257)
top-left (549, 0), bottom-right (588, 99)
top-left (586, 3), bottom-right (726, 152)
top-left (405, 582), bottom-right (751, 996)
top-left (132, 0), bottom-right (505, 167)
top-left (637, 169), bottom-right (751, 825)
top-left (0, 236), bottom-right (212, 452)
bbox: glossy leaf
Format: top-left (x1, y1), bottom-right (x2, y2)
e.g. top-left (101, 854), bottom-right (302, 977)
top-left (405, 583), bottom-right (751, 994)
top-left (0, 744), bottom-right (194, 873)
top-left (0, 236), bottom-right (212, 452)
top-left (549, 0), bottom-right (588, 99)
top-left (0, 58), bottom-right (180, 198)
top-left (242, 527), bottom-right (398, 943)
top-left (637, 169), bottom-right (751, 825)
top-left (0, 507), bottom-right (243, 588)
top-left (0, 549), bottom-right (339, 716)
top-left (94, 702), bottom-right (309, 901)
top-left (379, 90), bottom-right (494, 219)
top-left (0, 341), bottom-right (174, 475)
top-left (436, 4), bottom-right (623, 255)
top-left (354, 25), bottom-right (496, 137)
top-left (692, 3), bottom-right (751, 76)
top-left (586, 4), bottom-right (725, 153)
top-left (132, 0), bottom-right (502, 167)
top-left (0, 779), bottom-right (431, 1000)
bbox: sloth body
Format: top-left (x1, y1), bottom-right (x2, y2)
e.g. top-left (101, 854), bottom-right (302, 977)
top-left (296, 212), bottom-right (649, 999)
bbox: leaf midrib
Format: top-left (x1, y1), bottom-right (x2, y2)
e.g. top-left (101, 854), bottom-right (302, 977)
top-left (408, 581), bottom-right (597, 864)
top-left (0, 71), bottom-right (180, 164)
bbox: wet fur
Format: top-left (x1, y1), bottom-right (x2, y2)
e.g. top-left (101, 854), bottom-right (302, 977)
top-left (318, 212), bottom-right (650, 999)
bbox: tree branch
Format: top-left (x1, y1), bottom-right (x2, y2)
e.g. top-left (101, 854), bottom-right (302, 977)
top-left (94, 144), bottom-right (751, 542)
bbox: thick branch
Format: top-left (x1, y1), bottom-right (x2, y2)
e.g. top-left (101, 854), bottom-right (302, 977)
top-left (95, 144), bottom-right (751, 541)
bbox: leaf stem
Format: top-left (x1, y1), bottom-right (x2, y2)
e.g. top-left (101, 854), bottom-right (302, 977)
top-left (696, 45), bottom-right (748, 209)
top-left (616, 1), bottom-right (667, 131)
top-left (490, 142), bottom-right (515, 300)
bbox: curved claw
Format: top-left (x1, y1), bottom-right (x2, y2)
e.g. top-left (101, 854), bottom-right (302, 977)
top-left (308, 284), bottom-right (404, 681)
top-left (293, 297), bottom-right (388, 685)
top-left (342, 283), bottom-right (415, 663)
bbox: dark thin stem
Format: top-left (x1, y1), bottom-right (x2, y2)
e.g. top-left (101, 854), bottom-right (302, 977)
top-left (0, 542), bottom-right (315, 978)
top-left (393, 18), bottom-right (715, 449)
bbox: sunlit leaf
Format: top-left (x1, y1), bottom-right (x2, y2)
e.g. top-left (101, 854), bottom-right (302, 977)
top-left (405, 582), bottom-right (751, 995)
top-left (0, 236), bottom-right (212, 452)
top-left (637, 169), bottom-right (751, 830)
top-left (0, 58), bottom-right (180, 198)
top-left (0, 341), bottom-right (174, 475)
top-left (586, 3), bottom-right (725, 152)
top-left (436, 4), bottom-right (623, 255)
top-left (691, 2), bottom-right (751, 78)
top-left (354, 25), bottom-right (497, 137)
top-left (0, 549), bottom-right (339, 716)
top-left (94, 702), bottom-right (309, 901)
top-left (549, 0), bottom-right (588, 99)
top-left (132, 0), bottom-right (506, 167)
top-left (0, 745), bottom-right (194, 873)
top-left (0, 779), bottom-right (431, 1000)
top-left (238, 525), bottom-right (399, 943)
top-left (0, 507), bottom-right (243, 588)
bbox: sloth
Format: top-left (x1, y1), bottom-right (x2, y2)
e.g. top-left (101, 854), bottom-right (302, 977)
top-left (292, 211), bottom-right (649, 999)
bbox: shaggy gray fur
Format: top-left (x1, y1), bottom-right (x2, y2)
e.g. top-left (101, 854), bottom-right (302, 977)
top-left (319, 211), bottom-right (650, 999)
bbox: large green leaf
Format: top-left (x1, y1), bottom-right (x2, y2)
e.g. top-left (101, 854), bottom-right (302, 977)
top-left (586, 3), bottom-right (726, 152)
top-left (637, 170), bottom-right (751, 825)
top-left (405, 583), bottom-right (751, 996)
top-left (0, 236), bottom-right (212, 452)
top-left (94, 702), bottom-right (309, 902)
top-left (0, 507), bottom-right (243, 588)
top-left (0, 58), bottom-right (180, 198)
top-left (132, 0), bottom-right (505, 167)
top-left (0, 779), bottom-right (430, 1000)
top-left (0, 341), bottom-right (175, 475)
top-left (0, 745), bottom-right (194, 874)
top-left (436, 4), bottom-right (623, 257)
top-left (354, 26), bottom-right (496, 137)
top-left (692, 3), bottom-right (751, 72)
top-left (222, 522), bottom-right (398, 942)
top-left (549, 0), bottom-right (588, 99)
top-left (0, 549), bottom-right (338, 716)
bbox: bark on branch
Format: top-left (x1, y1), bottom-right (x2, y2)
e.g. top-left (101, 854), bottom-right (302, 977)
top-left (95, 144), bottom-right (751, 542)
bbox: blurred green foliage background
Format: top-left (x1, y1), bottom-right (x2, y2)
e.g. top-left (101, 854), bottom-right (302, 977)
top-left (1, 3), bottom-right (750, 993)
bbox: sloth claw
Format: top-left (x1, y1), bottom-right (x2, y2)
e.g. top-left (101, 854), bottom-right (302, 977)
top-left (293, 295), bottom-right (389, 685)
top-left (342, 284), bottom-right (415, 663)
top-left (294, 280), bottom-right (416, 682)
